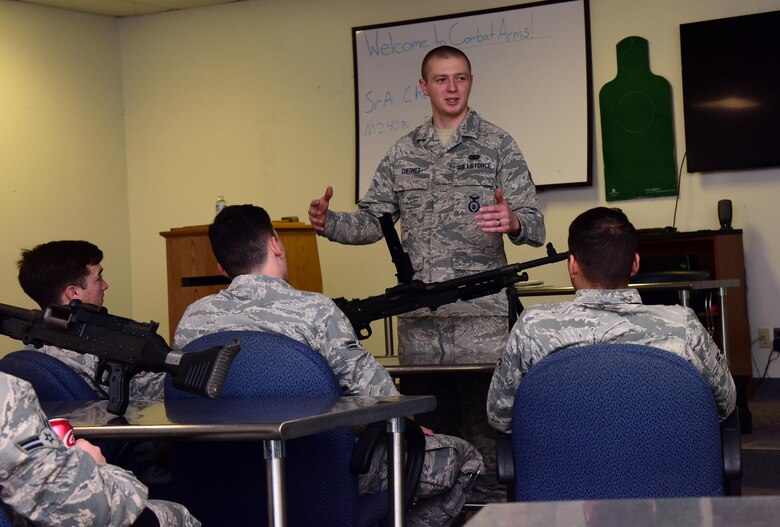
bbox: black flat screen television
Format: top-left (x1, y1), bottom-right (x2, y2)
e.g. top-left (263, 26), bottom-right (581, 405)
top-left (680, 10), bottom-right (780, 173)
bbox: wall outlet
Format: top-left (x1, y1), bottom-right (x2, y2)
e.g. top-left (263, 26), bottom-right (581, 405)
top-left (759, 328), bottom-right (771, 348)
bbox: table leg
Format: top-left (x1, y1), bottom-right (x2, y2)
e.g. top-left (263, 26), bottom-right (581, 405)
top-left (264, 439), bottom-right (287, 527)
top-left (387, 417), bottom-right (406, 527)
top-left (677, 288), bottom-right (691, 309)
top-left (718, 286), bottom-right (730, 361)
top-left (384, 317), bottom-right (395, 357)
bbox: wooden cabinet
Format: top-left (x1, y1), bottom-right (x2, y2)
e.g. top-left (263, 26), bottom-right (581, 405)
top-left (637, 229), bottom-right (750, 380)
top-left (160, 222), bottom-right (322, 342)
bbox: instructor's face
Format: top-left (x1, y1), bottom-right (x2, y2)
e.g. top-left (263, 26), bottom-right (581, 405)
top-left (419, 56), bottom-right (473, 126)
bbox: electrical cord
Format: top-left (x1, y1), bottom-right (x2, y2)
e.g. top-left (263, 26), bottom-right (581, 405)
top-left (671, 152), bottom-right (686, 229)
top-left (753, 337), bottom-right (780, 391)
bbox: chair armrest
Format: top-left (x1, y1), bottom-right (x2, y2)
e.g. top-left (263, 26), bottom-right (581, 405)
top-left (496, 433), bottom-right (515, 485)
top-left (350, 418), bottom-right (426, 512)
top-left (350, 422), bottom-right (384, 474)
top-left (720, 408), bottom-right (742, 496)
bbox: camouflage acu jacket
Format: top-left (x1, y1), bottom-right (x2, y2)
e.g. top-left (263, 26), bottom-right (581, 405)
top-left (323, 109), bottom-right (546, 317)
top-left (0, 373), bottom-right (199, 526)
top-left (487, 289), bottom-right (737, 432)
top-left (174, 274), bottom-right (399, 397)
top-left (0, 372), bottom-right (149, 525)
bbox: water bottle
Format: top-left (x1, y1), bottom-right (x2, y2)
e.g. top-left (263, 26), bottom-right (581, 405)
top-left (215, 195), bottom-right (227, 214)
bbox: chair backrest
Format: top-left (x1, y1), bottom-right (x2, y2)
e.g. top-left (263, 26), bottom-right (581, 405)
top-left (0, 505), bottom-right (12, 527)
top-left (0, 350), bottom-right (99, 402)
top-left (166, 330), bottom-right (341, 398)
top-left (165, 331), bottom-right (362, 527)
top-left (511, 343), bottom-right (724, 501)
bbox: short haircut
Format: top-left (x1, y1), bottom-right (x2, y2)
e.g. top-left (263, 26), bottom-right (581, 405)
top-left (209, 204), bottom-right (273, 279)
top-left (17, 240), bottom-right (103, 308)
top-left (421, 45), bottom-right (472, 80)
top-left (568, 207), bottom-right (638, 288)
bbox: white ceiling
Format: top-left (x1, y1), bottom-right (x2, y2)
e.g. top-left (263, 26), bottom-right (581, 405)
top-left (12, 0), bottom-right (241, 17)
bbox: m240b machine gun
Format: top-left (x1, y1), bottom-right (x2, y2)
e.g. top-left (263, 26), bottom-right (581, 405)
top-left (334, 242), bottom-right (569, 340)
top-left (0, 301), bottom-right (240, 415)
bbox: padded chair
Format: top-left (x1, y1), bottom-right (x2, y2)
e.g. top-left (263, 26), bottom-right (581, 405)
top-left (165, 330), bottom-right (425, 527)
top-left (0, 350), bottom-right (131, 464)
top-left (0, 506), bottom-right (11, 527)
top-left (496, 343), bottom-right (741, 501)
top-left (0, 350), bottom-right (99, 402)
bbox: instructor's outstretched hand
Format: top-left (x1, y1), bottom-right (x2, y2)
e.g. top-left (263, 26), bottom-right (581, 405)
top-left (309, 186), bottom-right (334, 232)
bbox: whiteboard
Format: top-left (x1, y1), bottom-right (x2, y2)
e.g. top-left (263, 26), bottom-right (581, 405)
top-left (351, 0), bottom-right (592, 201)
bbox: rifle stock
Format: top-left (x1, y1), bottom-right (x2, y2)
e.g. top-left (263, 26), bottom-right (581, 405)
top-left (0, 301), bottom-right (240, 415)
top-left (334, 244), bottom-right (568, 339)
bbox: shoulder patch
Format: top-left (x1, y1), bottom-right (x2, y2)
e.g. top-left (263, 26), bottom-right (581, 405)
top-left (17, 427), bottom-right (61, 453)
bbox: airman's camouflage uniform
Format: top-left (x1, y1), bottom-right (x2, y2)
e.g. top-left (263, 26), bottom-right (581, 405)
top-left (322, 109), bottom-right (545, 322)
top-left (321, 109), bottom-right (545, 501)
top-left (25, 344), bottom-right (165, 401)
top-left (175, 274), bottom-right (484, 526)
top-left (0, 372), bottom-right (199, 526)
top-left (487, 289), bottom-right (737, 432)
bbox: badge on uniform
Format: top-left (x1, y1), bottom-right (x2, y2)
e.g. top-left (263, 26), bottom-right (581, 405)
top-left (17, 427), bottom-right (60, 453)
top-left (468, 194), bottom-right (481, 213)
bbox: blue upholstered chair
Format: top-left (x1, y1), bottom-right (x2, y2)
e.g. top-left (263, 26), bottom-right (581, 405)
top-left (0, 350), bottom-right (99, 402)
top-left (0, 506), bottom-right (11, 527)
top-left (496, 343), bottom-right (741, 501)
top-left (0, 350), bottom-right (129, 463)
top-left (165, 330), bottom-right (424, 527)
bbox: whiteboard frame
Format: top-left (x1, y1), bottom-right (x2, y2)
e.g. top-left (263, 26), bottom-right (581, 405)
top-left (351, 0), bottom-right (593, 202)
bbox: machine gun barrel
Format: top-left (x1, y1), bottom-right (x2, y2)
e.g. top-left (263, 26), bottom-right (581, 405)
top-left (334, 245), bottom-right (569, 340)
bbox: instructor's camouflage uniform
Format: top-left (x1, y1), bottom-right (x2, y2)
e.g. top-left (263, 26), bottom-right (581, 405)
top-left (0, 372), bottom-right (198, 527)
top-left (323, 109), bottom-right (545, 327)
top-left (175, 274), bottom-right (484, 526)
top-left (487, 289), bottom-right (737, 432)
top-left (25, 344), bottom-right (165, 401)
top-left (321, 109), bottom-right (545, 501)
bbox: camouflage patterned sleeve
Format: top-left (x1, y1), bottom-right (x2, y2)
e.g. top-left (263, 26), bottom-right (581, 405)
top-left (146, 500), bottom-right (202, 527)
top-left (486, 320), bottom-right (543, 432)
top-left (316, 301), bottom-right (400, 397)
top-left (497, 134), bottom-right (545, 248)
top-left (0, 373), bottom-right (149, 526)
top-left (685, 309), bottom-right (737, 420)
top-left (322, 147), bottom-right (399, 245)
top-left (129, 371), bottom-right (166, 402)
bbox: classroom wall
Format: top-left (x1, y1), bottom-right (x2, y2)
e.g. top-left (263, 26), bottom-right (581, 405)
top-left (119, 0), bottom-right (780, 369)
top-left (3, 0), bottom-right (780, 374)
top-left (0, 2), bottom-right (132, 354)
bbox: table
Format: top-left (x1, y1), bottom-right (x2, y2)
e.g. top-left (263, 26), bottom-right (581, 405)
top-left (41, 395), bottom-right (435, 527)
top-left (465, 495), bottom-right (780, 527)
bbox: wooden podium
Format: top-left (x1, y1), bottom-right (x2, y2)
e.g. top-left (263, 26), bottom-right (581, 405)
top-left (160, 222), bottom-right (322, 342)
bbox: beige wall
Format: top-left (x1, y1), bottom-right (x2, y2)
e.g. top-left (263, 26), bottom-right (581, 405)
top-left (0, 2), bottom-right (131, 354)
top-left (3, 0), bottom-right (780, 372)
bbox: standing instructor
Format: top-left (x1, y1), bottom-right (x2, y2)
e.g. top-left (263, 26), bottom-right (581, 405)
top-left (309, 45), bottom-right (545, 501)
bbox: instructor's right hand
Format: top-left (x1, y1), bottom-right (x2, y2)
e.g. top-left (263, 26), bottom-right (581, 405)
top-left (308, 186), bottom-right (333, 232)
